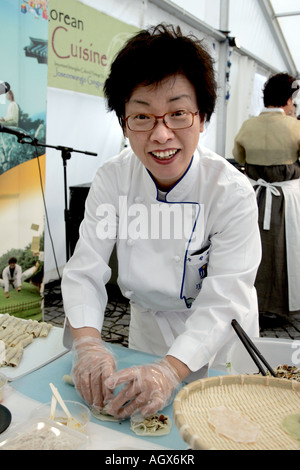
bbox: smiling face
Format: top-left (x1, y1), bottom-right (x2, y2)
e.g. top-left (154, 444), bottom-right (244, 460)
top-left (124, 74), bottom-right (204, 191)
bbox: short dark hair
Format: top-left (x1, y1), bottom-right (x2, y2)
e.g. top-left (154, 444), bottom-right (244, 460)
top-left (263, 73), bottom-right (299, 107)
top-left (8, 257), bottom-right (17, 264)
top-left (103, 24), bottom-right (217, 128)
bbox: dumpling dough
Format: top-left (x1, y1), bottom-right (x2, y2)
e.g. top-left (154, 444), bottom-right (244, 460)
top-left (281, 413), bottom-right (300, 441)
top-left (207, 406), bottom-right (260, 443)
top-left (91, 406), bottom-right (122, 422)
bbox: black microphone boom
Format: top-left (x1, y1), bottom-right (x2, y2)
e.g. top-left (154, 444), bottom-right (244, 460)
top-left (0, 123), bottom-right (27, 142)
top-left (0, 82), bottom-right (10, 95)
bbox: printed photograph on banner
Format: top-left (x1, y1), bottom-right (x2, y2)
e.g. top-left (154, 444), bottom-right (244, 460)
top-left (0, 0), bottom-right (48, 320)
top-left (48, 0), bottom-right (137, 97)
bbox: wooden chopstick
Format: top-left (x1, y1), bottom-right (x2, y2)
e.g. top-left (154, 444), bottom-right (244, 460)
top-left (50, 393), bottom-right (57, 420)
top-left (231, 319), bottom-right (276, 377)
top-left (49, 382), bottom-right (72, 419)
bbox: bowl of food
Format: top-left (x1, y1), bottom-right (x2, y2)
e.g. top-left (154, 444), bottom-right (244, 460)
top-left (0, 373), bottom-right (7, 403)
top-left (31, 400), bottom-right (91, 434)
top-left (0, 417), bottom-right (89, 450)
top-left (227, 337), bottom-right (300, 377)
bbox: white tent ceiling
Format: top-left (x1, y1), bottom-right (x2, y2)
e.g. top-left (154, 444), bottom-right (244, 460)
top-left (268, 0), bottom-right (300, 77)
top-left (153, 0), bottom-right (300, 77)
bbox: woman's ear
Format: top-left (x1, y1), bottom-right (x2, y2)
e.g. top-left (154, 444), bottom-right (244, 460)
top-left (283, 97), bottom-right (295, 116)
top-left (121, 117), bottom-right (127, 137)
top-left (200, 117), bottom-right (205, 133)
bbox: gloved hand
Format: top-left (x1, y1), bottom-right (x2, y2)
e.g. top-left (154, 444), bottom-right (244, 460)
top-left (104, 359), bottom-right (181, 419)
top-left (71, 336), bottom-right (117, 410)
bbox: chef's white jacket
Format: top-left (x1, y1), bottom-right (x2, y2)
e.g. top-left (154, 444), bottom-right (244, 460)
top-left (62, 145), bottom-right (261, 373)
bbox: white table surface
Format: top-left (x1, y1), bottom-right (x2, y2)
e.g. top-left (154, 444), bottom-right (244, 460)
top-left (0, 384), bottom-right (170, 450)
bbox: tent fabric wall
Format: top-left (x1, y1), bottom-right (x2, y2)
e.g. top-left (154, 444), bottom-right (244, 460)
top-left (44, 88), bottom-right (124, 282)
top-left (170, 0), bottom-right (221, 29)
top-left (225, 52), bottom-right (258, 158)
top-left (228, 0), bottom-right (287, 72)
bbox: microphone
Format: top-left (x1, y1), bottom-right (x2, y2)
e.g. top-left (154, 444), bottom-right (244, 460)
top-left (0, 82), bottom-right (10, 95)
top-left (0, 123), bottom-right (28, 142)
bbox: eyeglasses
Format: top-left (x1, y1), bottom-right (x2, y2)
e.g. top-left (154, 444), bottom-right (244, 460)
top-left (124, 110), bottom-right (199, 132)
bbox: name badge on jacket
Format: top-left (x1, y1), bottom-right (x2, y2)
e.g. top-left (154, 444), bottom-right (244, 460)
top-left (181, 245), bottom-right (210, 308)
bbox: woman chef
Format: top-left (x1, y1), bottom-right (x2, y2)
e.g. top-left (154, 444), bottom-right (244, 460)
top-left (62, 24), bottom-right (261, 419)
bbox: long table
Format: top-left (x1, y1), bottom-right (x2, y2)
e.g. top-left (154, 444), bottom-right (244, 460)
top-left (1, 342), bottom-right (225, 450)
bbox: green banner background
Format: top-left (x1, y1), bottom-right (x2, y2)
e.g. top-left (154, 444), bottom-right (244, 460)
top-left (48, 0), bottom-right (137, 96)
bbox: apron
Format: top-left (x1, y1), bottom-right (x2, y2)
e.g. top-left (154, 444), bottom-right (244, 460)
top-left (249, 177), bottom-right (300, 311)
top-left (129, 302), bottom-right (209, 383)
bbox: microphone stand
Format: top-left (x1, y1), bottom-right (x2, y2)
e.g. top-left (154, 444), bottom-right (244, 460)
top-left (17, 134), bottom-right (97, 262)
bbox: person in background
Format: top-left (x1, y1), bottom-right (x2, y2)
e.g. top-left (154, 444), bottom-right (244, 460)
top-left (62, 24), bottom-right (261, 420)
top-left (288, 103), bottom-right (297, 118)
top-left (0, 89), bottom-right (19, 127)
top-left (2, 257), bottom-right (22, 298)
top-left (233, 73), bottom-right (300, 325)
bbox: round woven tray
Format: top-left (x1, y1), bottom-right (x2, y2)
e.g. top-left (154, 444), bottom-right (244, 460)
top-left (173, 374), bottom-right (300, 450)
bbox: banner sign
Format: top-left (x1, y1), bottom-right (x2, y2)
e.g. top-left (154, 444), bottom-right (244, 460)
top-left (0, 0), bottom-right (48, 319)
top-left (48, 0), bottom-right (137, 96)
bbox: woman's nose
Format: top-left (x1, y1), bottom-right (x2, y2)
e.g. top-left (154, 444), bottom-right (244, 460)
top-left (149, 120), bottom-right (175, 142)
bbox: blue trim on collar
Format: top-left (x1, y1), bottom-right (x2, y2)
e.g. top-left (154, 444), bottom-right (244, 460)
top-left (146, 155), bottom-right (194, 201)
top-left (146, 154), bottom-right (200, 309)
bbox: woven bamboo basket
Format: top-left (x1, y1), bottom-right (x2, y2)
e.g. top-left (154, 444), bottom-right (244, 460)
top-left (173, 374), bottom-right (300, 450)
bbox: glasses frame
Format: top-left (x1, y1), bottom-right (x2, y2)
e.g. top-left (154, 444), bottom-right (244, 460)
top-left (124, 110), bottom-right (199, 132)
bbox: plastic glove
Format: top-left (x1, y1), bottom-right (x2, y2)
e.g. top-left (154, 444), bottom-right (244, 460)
top-left (71, 336), bottom-right (117, 410)
top-left (104, 359), bottom-right (181, 419)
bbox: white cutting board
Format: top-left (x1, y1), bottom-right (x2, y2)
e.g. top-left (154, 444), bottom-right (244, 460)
top-left (0, 316), bottom-right (68, 381)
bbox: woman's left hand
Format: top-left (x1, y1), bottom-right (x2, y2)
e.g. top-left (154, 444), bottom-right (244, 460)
top-left (104, 359), bottom-right (181, 419)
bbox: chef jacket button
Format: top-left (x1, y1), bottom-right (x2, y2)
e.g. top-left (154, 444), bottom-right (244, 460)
top-left (174, 255), bottom-right (181, 262)
top-left (125, 290), bottom-right (133, 298)
top-left (127, 238), bottom-right (134, 246)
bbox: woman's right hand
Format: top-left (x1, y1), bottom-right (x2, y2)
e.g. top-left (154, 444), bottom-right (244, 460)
top-left (71, 336), bottom-right (117, 410)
